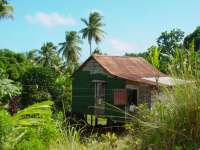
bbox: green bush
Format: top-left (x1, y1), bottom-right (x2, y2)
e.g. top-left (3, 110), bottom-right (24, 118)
top-left (15, 123), bottom-right (59, 150)
top-left (0, 109), bottom-right (13, 149)
top-left (15, 129), bottom-right (46, 150)
top-left (21, 67), bottom-right (56, 107)
top-left (0, 79), bottom-right (21, 104)
top-left (0, 49), bottom-right (30, 81)
top-left (1, 101), bottom-right (60, 149)
top-left (21, 67), bottom-right (71, 112)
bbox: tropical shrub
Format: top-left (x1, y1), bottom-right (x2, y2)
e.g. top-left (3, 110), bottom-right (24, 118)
top-left (21, 67), bottom-right (56, 107)
top-left (0, 109), bottom-right (12, 149)
top-left (129, 79), bottom-right (200, 150)
top-left (169, 43), bottom-right (200, 79)
top-left (15, 123), bottom-right (59, 150)
top-left (0, 49), bottom-right (31, 81)
top-left (15, 128), bottom-right (47, 150)
top-left (0, 78), bottom-right (21, 104)
top-left (1, 101), bottom-right (59, 149)
top-left (55, 74), bottom-right (72, 112)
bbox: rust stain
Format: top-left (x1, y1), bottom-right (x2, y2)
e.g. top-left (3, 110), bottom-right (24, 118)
top-left (93, 55), bottom-right (166, 85)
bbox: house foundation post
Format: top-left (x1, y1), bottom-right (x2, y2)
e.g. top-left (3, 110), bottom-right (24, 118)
top-left (95, 117), bottom-right (98, 126)
top-left (91, 115), bottom-right (93, 126)
top-left (85, 114), bottom-right (87, 124)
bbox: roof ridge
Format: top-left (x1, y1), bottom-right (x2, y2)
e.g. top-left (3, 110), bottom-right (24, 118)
top-left (93, 54), bottom-right (144, 59)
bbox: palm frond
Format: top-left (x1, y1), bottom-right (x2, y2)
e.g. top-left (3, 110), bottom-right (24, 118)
top-left (0, 0), bottom-right (13, 19)
top-left (81, 18), bottom-right (88, 26)
top-left (12, 101), bottom-right (53, 127)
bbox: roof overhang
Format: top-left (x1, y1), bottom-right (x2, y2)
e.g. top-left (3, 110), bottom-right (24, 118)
top-left (142, 76), bottom-right (191, 86)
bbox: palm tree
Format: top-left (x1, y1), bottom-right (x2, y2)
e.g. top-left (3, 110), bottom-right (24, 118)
top-left (93, 47), bottom-right (103, 55)
top-left (26, 49), bottom-right (38, 65)
top-left (59, 31), bottom-right (82, 64)
top-left (80, 12), bottom-right (105, 55)
top-left (37, 42), bottom-right (58, 67)
top-left (0, 0), bottom-right (13, 19)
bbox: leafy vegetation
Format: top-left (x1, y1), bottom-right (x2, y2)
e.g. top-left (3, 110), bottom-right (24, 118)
top-left (0, 0), bottom-right (13, 19)
top-left (36, 42), bottom-right (60, 68)
top-left (1, 2), bottom-right (200, 149)
top-left (184, 26), bottom-right (200, 51)
top-left (21, 67), bottom-right (57, 107)
top-left (127, 78), bottom-right (200, 150)
top-left (0, 79), bottom-right (21, 104)
top-left (0, 49), bottom-right (31, 81)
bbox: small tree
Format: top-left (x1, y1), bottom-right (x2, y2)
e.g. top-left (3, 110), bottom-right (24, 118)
top-left (148, 46), bottom-right (160, 90)
top-left (21, 67), bottom-right (56, 107)
top-left (0, 79), bottom-right (21, 106)
top-left (21, 67), bottom-right (70, 111)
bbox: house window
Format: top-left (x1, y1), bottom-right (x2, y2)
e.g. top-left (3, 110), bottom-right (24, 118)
top-left (113, 89), bottom-right (127, 105)
top-left (94, 82), bottom-right (106, 105)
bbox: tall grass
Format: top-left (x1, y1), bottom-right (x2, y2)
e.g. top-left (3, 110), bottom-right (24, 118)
top-left (50, 125), bottom-right (84, 150)
top-left (130, 77), bottom-right (200, 150)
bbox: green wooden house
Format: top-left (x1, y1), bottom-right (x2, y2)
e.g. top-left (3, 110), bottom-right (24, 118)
top-left (72, 54), bottom-right (166, 123)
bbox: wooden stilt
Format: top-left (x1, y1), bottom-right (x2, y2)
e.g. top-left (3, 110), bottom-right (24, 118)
top-left (107, 118), bottom-right (113, 126)
top-left (91, 115), bottom-right (93, 126)
top-left (95, 117), bottom-right (98, 126)
top-left (85, 114), bottom-right (87, 124)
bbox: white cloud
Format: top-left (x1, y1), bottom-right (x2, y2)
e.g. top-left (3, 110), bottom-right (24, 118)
top-left (25, 12), bottom-right (77, 28)
top-left (109, 38), bottom-right (135, 51)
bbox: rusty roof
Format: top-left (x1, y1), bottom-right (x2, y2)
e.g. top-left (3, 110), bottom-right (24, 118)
top-left (74, 54), bottom-right (167, 86)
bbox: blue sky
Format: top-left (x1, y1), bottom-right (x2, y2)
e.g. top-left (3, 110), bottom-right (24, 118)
top-left (0, 0), bottom-right (200, 61)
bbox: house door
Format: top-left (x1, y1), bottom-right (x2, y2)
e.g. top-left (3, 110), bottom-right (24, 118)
top-left (94, 82), bottom-right (105, 116)
top-left (127, 89), bottom-right (138, 106)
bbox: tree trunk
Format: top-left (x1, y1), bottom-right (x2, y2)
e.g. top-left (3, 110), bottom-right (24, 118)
top-left (89, 41), bottom-right (92, 55)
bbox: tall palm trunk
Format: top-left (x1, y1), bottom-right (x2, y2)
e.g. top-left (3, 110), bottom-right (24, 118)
top-left (89, 40), bottom-right (92, 55)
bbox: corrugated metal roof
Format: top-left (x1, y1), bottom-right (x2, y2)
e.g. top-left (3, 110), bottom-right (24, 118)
top-left (73, 54), bottom-right (167, 86)
top-left (142, 77), bottom-right (191, 86)
top-left (92, 55), bottom-right (166, 85)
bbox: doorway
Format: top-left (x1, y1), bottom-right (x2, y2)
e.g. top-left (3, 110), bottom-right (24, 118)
top-left (127, 89), bottom-right (138, 106)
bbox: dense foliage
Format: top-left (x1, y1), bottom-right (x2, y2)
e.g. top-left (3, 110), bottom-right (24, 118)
top-left (0, 0), bottom-right (13, 19)
top-left (0, 79), bottom-right (21, 104)
top-left (2, 3), bottom-right (200, 149)
top-left (127, 77), bottom-right (200, 150)
top-left (184, 26), bottom-right (200, 51)
top-left (0, 49), bottom-right (31, 81)
top-left (21, 67), bottom-right (56, 107)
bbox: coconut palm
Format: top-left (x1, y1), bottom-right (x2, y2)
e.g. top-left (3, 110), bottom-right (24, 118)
top-left (59, 31), bottom-right (82, 64)
top-left (37, 42), bottom-right (59, 67)
top-left (80, 12), bottom-right (105, 55)
top-left (26, 49), bottom-right (38, 65)
top-left (0, 0), bottom-right (13, 19)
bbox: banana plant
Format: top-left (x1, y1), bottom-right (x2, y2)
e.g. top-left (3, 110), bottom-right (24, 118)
top-left (2, 101), bottom-right (54, 149)
top-left (169, 40), bottom-right (200, 79)
top-left (148, 46), bottom-right (160, 89)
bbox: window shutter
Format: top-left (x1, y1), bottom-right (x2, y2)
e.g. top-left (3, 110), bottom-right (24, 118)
top-left (113, 89), bottom-right (127, 105)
